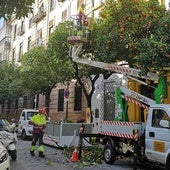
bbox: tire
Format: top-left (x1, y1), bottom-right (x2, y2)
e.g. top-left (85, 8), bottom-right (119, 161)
top-left (10, 149), bottom-right (17, 160)
top-left (103, 144), bottom-right (116, 164)
top-left (21, 130), bottom-right (27, 140)
top-left (166, 155), bottom-right (170, 170)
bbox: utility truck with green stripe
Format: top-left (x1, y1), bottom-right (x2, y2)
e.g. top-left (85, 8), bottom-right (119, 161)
top-left (67, 37), bottom-right (170, 170)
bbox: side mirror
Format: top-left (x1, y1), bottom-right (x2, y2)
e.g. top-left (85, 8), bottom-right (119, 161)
top-left (159, 120), bottom-right (169, 128)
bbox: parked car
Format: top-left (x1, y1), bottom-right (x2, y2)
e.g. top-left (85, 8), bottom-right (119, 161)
top-left (18, 109), bottom-right (39, 140)
top-left (0, 141), bottom-right (10, 170)
top-left (0, 119), bottom-right (17, 160)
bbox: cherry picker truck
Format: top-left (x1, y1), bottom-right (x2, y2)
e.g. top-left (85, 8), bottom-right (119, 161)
top-left (67, 22), bottom-right (170, 170)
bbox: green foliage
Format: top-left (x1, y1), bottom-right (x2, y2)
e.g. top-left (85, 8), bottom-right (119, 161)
top-left (64, 119), bottom-right (73, 123)
top-left (92, 0), bottom-right (166, 72)
top-left (136, 10), bottom-right (170, 72)
top-left (20, 47), bottom-right (50, 94)
top-left (63, 145), bottom-right (103, 167)
top-left (47, 21), bottom-right (74, 83)
top-left (0, 0), bottom-right (34, 19)
top-left (0, 62), bottom-right (23, 104)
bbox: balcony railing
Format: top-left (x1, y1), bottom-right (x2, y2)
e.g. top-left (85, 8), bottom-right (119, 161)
top-left (33, 10), bottom-right (46, 23)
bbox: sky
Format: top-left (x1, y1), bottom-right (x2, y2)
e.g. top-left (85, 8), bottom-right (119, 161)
top-left (0, 18), bottom-right (4, 29)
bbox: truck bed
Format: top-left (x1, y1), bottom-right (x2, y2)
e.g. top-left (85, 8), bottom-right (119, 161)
top-left (100, 121), bottom-right (145, 139)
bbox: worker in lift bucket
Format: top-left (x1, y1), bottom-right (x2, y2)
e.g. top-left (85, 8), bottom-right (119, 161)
top-left (29, 107), bottom-right (47, 158)
top-left (77, 3), bottom-right (87, 29)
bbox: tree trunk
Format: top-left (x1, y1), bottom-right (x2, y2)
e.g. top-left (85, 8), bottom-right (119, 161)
top-left (7, 99), bottom-right (12, 121)
top-left (44, 84), bottom-right (55, 116)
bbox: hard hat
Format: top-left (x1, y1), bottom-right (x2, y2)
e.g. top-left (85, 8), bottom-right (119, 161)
top-left (39, 108), bottom-right (46, 114)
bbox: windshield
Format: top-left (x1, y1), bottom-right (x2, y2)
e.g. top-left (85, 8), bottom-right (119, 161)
top-left (27, 112), bottom-right (38, 120)
top-left (0, 119), bottom-right (14, 132)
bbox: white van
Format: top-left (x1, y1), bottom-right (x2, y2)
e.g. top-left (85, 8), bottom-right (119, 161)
top-left (18, 109), bottom-right (39, 140)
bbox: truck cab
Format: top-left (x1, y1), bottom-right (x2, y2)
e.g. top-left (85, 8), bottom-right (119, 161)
top-left (145, 104), bottom-right (170, 168)
top-left (18, 109), bottom-right (39, 140)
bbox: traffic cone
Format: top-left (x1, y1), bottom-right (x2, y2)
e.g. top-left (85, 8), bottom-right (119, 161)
top-left (71, 148), bottom-right (79, 162)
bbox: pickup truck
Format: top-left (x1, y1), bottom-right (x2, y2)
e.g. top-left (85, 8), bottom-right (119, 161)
top-left (100, 104), bottom-right (170, 170)
top-left (17, 109), bottom-right (39, 140)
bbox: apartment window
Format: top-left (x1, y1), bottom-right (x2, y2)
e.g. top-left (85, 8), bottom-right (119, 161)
top-left (37, 29), bottom-right (42, 46)
top-left (58, 89), bottom-right (64, 111)
top-left (29, 18), bottom-right (33, 29)
top-left (28, 36), bottom-right (31, 50)
top-left (152, 109), bottom-right (169, 128)
top-left (12, 48), bottom-right (15, 62)
top-left (49, 20), bottom-right (54, 35)
top-left (18, 42), bottom-right (23, 62)
top-left (13, 24), bottom-right (17, 40)
top-left (62, 9), bottom-right (67, 22)
top-left (21, 20), bottom-right (25, 32)
top-left (74, 87), bottom-right (82, 111)
top-left (49, 26), bottom-right (54, 35)
top-left (50, 0), bottom-right (55, 11)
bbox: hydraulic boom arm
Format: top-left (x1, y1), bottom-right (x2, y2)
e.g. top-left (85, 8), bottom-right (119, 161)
top-left (71, 43), bottom-right (159, 82)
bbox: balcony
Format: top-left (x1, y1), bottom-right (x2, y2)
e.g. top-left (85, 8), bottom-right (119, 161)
top-left (33, 10), bottom-right (46, 23)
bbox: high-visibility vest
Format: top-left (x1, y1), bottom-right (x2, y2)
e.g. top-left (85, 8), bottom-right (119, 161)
top-left (31, 114), bottom-right (46, 126)
top-left (78, 7), bottom-right (85, 15)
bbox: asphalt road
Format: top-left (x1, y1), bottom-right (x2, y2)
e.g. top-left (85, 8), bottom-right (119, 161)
top-left (10, 137), bottom-right (166, 170)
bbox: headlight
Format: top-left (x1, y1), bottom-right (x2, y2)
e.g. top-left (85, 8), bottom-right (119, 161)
top-left (0, 149), bottom-right (8, 163)
top-left (5, 134), bottom-right (14, 140)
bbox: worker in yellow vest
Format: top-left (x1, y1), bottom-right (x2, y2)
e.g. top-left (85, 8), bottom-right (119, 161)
top-left (29, 108), bottom-right (47, 158)
top-left (77, 3), bottom-right (86, 29)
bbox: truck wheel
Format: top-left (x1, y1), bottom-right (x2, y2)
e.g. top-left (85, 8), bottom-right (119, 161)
top-left (10, 149), bottom-right (17, 160)
top-left (166, 155), bottom-right (170, 170)
top-left (21, 130), bottom-right (27, 140)
top-left (103, 144), bottom-right (116, 164)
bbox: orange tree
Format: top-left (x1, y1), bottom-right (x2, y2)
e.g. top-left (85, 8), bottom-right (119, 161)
top-left (136, 10), bottom-right (170, 73)
top-left (91, 0), bottom-right (167, 73)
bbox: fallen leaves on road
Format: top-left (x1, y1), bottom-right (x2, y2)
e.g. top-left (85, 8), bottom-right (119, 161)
top-left (63, 145), bottom-right (104, 167)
